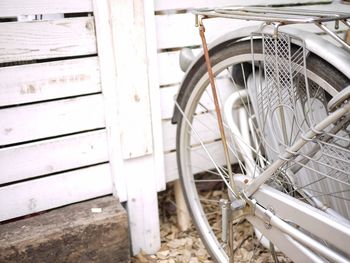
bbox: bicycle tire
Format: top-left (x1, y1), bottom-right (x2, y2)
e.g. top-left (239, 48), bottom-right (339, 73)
top-left (175, 38), bottom-right (350, 262)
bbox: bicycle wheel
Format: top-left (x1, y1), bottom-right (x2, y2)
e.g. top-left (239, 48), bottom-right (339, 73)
top-left (175, 37), bottom-right (350, 262)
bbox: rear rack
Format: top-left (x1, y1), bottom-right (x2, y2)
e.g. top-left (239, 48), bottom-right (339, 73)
top-left (194, 6), bottom-right (350, 52)
top-left (195, 6), bottom-right (350, 24)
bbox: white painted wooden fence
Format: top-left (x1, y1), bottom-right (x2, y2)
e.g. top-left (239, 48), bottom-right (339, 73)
top-left (0, 0), bottom-right (349, 256)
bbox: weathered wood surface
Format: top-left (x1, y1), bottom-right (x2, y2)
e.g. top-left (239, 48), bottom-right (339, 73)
top-left (0, 164), bottom-right (113, 221)
top-left (0, 94), bottom-right (105, 145)
top-left (0, 0), bottom-right (93, 16)
top-left (93, 0), bottom-right (127, 201)
top-left (0, 196), bottom-right (130, 263)
top-left (0, 17), bottom-right (97, 63)
top-left (0, 57), bottom-right (101, 107)
top-left (164, 140), bottom-right (236, 182)
top-left (0, 130), bottom-right (108, 184)
top-left (109, 0), bottom-right (153, 159)
top-left (95, 0), bottom-right (163, 255)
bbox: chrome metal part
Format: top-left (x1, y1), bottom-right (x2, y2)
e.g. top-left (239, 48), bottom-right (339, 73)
top-left (245, 101), bottom-right (350, 197)
top-left (328, 85), bottom-right (350, 111)
top-left (194, 6), bottom-right (350, 24)
top-left (252, 184), bottom-right (350, 255)
top-left (254, 204), bottom-right (350, 263)
top-left (179, 48), bottom-right (195, 72)
top-left (317, 22), bottom-right (350, 52)
top-left (263, 206), bottom-right (275, 229)
top-left (230, 198), bottom-right (246, 211)
top-left (220, 199), bottom-right (230, 243)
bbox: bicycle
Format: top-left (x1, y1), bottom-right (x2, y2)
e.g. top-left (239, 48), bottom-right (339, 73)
top-left (172, 6), bottom-right (350, 262)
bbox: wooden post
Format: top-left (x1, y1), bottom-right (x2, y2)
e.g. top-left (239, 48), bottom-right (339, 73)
top-left (93, 0), bottom-right (127, 201)
top-left (174, 180), bottom-right (191, 231)
top-left (104, 0), bottom-right (163, 255)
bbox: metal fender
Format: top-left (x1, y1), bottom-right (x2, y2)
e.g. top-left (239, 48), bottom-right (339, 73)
top-left (172, 25), bottom-right (350, 124)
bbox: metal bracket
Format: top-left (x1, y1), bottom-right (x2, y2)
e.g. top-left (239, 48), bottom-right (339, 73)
top-left (328, 85), bottom-right (350, 111)
top-left (263, 206), bottom-right (275, 229)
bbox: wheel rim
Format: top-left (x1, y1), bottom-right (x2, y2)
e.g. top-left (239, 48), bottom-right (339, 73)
top-left (177, 46), bottom-right (349, 261)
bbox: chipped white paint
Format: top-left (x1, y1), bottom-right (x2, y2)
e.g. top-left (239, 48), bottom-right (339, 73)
top-left (0, 57), bottom-right (101, 106)
top-left (0, 95), bottom-right (105, 145)
top-left (0, 17), bottom-right (97, 63)
top-left (0, 130), bottom-right (109, 184)
top-left (0, 164), bottom-right (113, 221)
top-left (109, 0), bottom-right (154, 159)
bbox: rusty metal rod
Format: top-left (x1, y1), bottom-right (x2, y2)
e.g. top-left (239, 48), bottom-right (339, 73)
top-left (198, 19), bottom-right (240, 198)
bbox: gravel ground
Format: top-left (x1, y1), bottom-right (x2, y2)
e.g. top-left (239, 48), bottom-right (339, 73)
top-left (132, 184), bottom-right (292, 263)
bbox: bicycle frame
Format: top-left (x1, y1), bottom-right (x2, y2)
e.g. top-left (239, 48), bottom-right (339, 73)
top-left (174, 6), bottom-right (350, 262)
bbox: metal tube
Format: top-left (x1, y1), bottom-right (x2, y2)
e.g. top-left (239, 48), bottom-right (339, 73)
top-left (317, 22), bottom-right (350, 53)
top-left (244, 101), bottom-right (350, 197)
top-left (220, 199), bottom-right (229, 243)
top-left (254, 204), bottom-right (350, 263)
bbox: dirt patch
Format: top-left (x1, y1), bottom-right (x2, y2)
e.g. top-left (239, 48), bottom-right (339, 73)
top-left (132, 183), bottom-right (292, 263)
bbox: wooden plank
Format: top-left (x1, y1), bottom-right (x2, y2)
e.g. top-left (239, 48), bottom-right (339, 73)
top-left (0, 163), bottom-right (113, 221)
top-left (93, 0), bottom-right (127, 201)
top-left (164, 140), bottom-right (236, 182)
top-left (0, 130), bottom-right (109, 184)
top-left (158, 51), bottom-right (185, 86)
top-left (0, 17), bottom-right (97, 63)
top-left (0, 94), bottom-right (105, 145)
top-left (154, 0), bottom-right (331, 11)
top-left (108, 0), bottom-right (161, 255)
top-left (0, 0), bottom-right (93, 17)
top-left (0, 57), bottom-right (100, 107)
top-left (158, 48), bottom-right (202, 86)
top-left (162, 112), bottom-right (221, 152)
top-left (0, 196), bottom-right (130, 263)
top-left (109, 0), bottom-right (153, 159)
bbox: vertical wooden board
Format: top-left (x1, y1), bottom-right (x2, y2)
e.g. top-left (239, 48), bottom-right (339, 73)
top-left (125, 156), bottom-right (160, 255)
top-left (0, 0), bottom-right (93, 17)
top-left (0, 130), bottom-right (109, 184)
top-left (144, 0), bottom-right (166, 191)
top-left (93, 0), bottom-right (127, 201)
top-left (0, 17), bottom-right (97, 63)
top-left (109, 0), bottom-right (153, 159)
top-left (0, 95), bottom-right (105, 145)
top-left (0, 164), bottom-right (113, 221)
top-left (154, 0), bottom-right (331, 11)
top-left (0, 57), bottom-right (101, 107)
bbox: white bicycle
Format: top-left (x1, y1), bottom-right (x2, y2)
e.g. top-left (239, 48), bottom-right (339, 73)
top-left (172, 6), bottom-right (350, 262)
